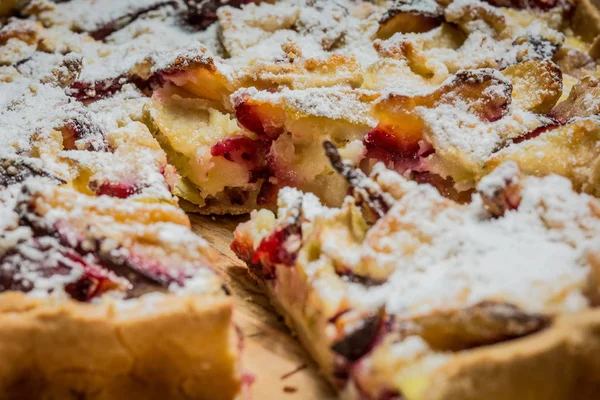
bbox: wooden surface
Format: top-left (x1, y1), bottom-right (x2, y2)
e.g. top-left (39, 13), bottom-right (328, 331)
top-left (190, 215), bottom-right (336, 400)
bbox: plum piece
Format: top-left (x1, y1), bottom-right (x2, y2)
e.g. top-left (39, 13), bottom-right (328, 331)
top-left (98, 248), bottom-right (190, 291)
top-left (19, 210), bottom-right (184, 294)
top-left (61, 113), bottom-right (107, 151)
top-left (324, 141), bottom-right (394, 219)
top-left (336, 269), bottom-right (386, 287)
top-left (402, 301), bottom-right (550, 351)
top-left (413, 172), bottom-right (473, 204)
top-left (88, 1), bottom-right (179, 40)
top-left (511, 122), bottom-right (558, 144)
top-left (211, 136), bottom-right (274, 200)
top-left (377, 0), bottom-right (443, 40)
top-left (371, 69), bottom-right (512, 164)
top-left (508, 35), bottom-right (562, 65)
top-left (481, 0), bottom-right (566, 11)
top-left (0, 237), bottom-right (125, 302)
top-left (363, 125), bottom-right (424, 161)
top-left (549, 76), bottom-right (600, 124)
top-left (60, 250), bottom-right (127, 301)
top-left (0, 156), bottom-right (65, 189)
top-left (71, 46), bottom-right (219, 102)
top-left (331, 310), bottom-right (385, 361)
top-left (234, 97), bottom-right (286, 141)
top-left (183, 0), bottom-right (260, 29)
top-left (70, 76), bottom-right (129, 102)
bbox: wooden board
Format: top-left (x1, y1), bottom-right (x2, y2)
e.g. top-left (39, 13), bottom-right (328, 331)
top-left (189, 215), bottom-right (336, 399)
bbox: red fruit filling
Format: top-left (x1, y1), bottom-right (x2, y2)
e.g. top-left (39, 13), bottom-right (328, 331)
top-left (101, 249), bottom-right (190, 289)
top-left (249, 215), bottom-right (302, 280)
top-left (95, 181), bottom-right (141, 199)
top-left (61, 250), bottom-right (124, 301)
top-left (211, 136), bottom-right (266, 167)
top-left (363, 125), bottom-right (434, 174)
top-left (211, 135), bottom-right (282, 206)
top-left (235, 101), bottom-right (284, 141)
top-left (0, 238), bottom-right (122, 302)
top-left (70, 78), bottom-right (128, 102)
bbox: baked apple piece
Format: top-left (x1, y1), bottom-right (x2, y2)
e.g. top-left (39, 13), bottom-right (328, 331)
top-left (232, 160), bottom-right (600, 399)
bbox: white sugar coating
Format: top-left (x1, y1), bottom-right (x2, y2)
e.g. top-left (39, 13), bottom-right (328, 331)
top-left (233, 86), bottom-right (377, 126)
top-left (217, 1), bottom-right (303, 58)
top-left (0, 76), bottom-right (95, 155)
top-left (364, 169), bottom-right (598, 316)
top-left (268, 163), bottom-right (600, 318)
top-left (420, 101), bottom-right (551, 168)
top-left (71, 11), bottom-right (222, 84)
top-left (40, 0), bottom-right (179, 34)
top-left (220, 0), bottom-right (384, 68)
top-left (61, 147), bottom-right (173, 201)
top-left (85, 84), bottom-right (149, 132)
top-left (277, 186), bottom-right (332, 223)
top-left (477, 160), bottom-right (520, 197)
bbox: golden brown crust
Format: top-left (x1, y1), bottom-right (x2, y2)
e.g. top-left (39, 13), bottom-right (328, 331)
top-left (0, 292), bottom-right (242, 400)
top-left (425, 310), bottom-right (600, 400)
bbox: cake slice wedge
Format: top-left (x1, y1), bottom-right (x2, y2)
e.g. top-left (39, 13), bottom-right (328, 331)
top-left (0, 180), bottom-right (246, 400)
top-left (232, 144), bottom-right (600, 400)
